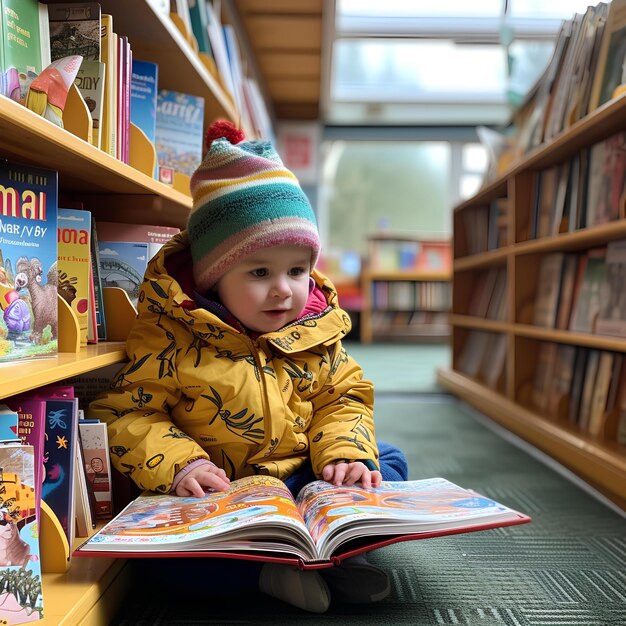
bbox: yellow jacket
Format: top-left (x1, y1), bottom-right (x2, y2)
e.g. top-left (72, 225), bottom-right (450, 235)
top-left (89, 232), bottom-right (379, 493)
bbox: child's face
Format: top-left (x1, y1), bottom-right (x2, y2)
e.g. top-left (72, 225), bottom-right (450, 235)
top-left (216, 245), bottom-right (311, 333)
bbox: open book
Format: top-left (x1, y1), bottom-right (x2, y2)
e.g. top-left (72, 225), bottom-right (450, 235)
top-left (74, 475), bottom-right (530, 567)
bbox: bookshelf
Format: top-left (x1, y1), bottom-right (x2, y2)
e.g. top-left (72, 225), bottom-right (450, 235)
top-left (437, 92), bottom-right (626, 511)
top-left (360, 235), bottom-right (452, 343)
top-left (0, 1), bottom-right (261, 622)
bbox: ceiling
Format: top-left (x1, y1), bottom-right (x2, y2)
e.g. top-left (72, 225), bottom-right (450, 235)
top-left (231, 0), bottom-right (325, 121)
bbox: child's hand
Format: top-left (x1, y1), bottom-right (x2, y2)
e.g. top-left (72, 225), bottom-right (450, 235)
top-left (175, 463), bottom-right (231, 497)
top-left (321, 462), bottom-right (382, 489)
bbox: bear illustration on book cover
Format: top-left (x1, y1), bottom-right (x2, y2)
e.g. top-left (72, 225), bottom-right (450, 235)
top-left (0, 159), bottom-right (58, 363)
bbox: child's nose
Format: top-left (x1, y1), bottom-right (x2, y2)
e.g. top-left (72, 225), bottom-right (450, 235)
top-left (271, 277), bottom-right (292, 298)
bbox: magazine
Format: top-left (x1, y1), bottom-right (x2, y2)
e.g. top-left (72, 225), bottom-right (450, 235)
top-left (74, 476), bottom-right (530, 567)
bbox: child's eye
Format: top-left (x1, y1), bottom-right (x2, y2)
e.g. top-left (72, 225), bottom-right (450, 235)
top-left (289, 267), bottom-right (307, 276)
top-left (251, 268), bottom-right (268, 278)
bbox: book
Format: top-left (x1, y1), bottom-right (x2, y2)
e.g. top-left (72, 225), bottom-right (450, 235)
top-left (74, 59), bottom-right (106, 149)
top-left (188, 0), bottom-right (212, 55)
top-left (532, 253), bottom-right (565, 328)
top-left (587, 350), bottom-right (614, 437)
top-left (48, 1), bottom-right (100, 63)
top-left (155, 89), bottom-right (204, 183)
top-left (89, 217), bottom-right (106, 340)
top-left (78, 420), bottom-right (112, 519)
top-left (41, 391), bottom-right (79, 545)
top-left (57, 207), bottom-right (92, 345)
top-left (568, 249), bottom-right (608, 333)
top-left (585, 132), bottom-right (626, 227)
top-left (596, 238), bottom-right (626, 337)
top-left (97, 240), bottom-right (148, 307)
top-left (73, 475), bottom-right (530, 566)
top-left (95, 221), bottom-right (180, 262)
top-left (130, 59), bottom-right (158, 176)
top-left (0, 158), bottom-right (58, 363)
top-left (1, 0), bottom-right (42, 104)
top-left (100, 13), bottom-right (116, 157)
top-left (589, 0), bottom-right (626, 111)
top-left (0, 435), bottom-right (44, 622)
top-left (3, 395), bottom-right (46, 522)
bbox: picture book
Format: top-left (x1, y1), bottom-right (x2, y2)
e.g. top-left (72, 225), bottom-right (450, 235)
top-left (155, 89), bottom-right (204, 183)
top-left (130, 59), bottom-right (158, 176)
top-left (74, 59), bottom-right (106, 149)
top-left (0, 159), bottom-right (58, 363)
top-left (48, 2), bottom-right (101, 63)
top-left (0, 439), bottom-right (44, 623)
top-left (74, 475), bottom-right (530, 567)
top-left (3, 395), bottom-right (46, 521)
top-left (57, 207), bottom-right (92, 345)
top-left (97, 240), bottom-right (148, 307)
top-left (78, 420), bottom-right (112, 519)
top-left (42, 393), bottom-right (78, 545)
top-left (95, 221), bottom-right (180, 262)
top-left (1, 0), bottom-right (42, 104)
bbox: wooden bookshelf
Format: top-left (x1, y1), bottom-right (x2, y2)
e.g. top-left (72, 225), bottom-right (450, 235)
top-left (360, 236), bottom-right (452, 343)
top-left (437, 91), bottom-right (626, 510)
top-left (0, 1), bottom-right (266, 622)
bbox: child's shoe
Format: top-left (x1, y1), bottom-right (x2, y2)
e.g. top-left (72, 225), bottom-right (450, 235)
top-left (259, 563), bottom-right (331, 613)
top-left (320, 553), bottom-right (391, 603)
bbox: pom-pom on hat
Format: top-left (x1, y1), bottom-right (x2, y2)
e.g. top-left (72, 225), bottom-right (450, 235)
top-left (187, 120), bottom-right (321, 291)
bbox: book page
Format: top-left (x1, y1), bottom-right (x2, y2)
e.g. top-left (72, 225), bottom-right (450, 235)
top-left (296, 477), bottom-right (522, 560)
top-left (80, 475), bottom-right (318, 560)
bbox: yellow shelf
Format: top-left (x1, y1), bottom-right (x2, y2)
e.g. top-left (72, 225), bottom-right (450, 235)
top-left (363, 270), bottom-right (451, 282)
top-left (39, 558), bottom-right (130, 625)
top-left (0, 343), bottom-right (127, 401)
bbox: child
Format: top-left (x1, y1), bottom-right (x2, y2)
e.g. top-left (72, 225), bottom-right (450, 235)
top-left (89, 120), bottom-right (408, 613)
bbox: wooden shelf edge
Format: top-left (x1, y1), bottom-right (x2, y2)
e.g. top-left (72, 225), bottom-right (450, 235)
top-left (40, 558), bottom-right (129, 625)
top-left (436, 368), bottom-right (626, 507)
top-left (363, 270), bottom-right (451, 282)
top-left (0, 343), bottom-right (127, 401)
top-left (0, 96), bottom-right (190, 206)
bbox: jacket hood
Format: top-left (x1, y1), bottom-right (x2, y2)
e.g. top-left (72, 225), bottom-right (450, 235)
top-left (138, 231), bottom-right (352, 352)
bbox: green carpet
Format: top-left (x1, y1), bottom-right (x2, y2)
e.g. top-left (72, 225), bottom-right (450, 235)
top-left (111, 394), bottom-right (626, 625)
top-left (343, 341), bottom-right (451, 393)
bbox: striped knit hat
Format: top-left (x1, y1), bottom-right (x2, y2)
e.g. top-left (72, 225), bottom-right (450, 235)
top-left (188, 120), bottom-right (321, 291)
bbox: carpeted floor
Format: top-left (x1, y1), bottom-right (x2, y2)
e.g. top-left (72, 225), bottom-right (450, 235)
top-left (343, 341), bottom-right (451, 394)
top-left (109, 345), bottom-right (626, 625)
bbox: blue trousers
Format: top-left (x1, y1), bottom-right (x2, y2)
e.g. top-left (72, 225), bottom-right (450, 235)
top-left (284, 441), bottom-right (409, 497)
top-left (136, 442), bottom-right (408, 595)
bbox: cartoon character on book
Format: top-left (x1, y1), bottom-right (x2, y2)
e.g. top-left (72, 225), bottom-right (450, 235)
top-left (90, 120), bottom-right (409, 614)
top-left (15, 257), bottom-right (59, 343)
top-left (0, 265), bottom-right (31, 339)
top-left (0, 509), bottom-right (37, 569)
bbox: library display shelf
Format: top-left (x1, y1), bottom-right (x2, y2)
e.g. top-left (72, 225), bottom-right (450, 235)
top-left (440, 84), bottom-right (626, 510)
top-left (0, 0), bottom-right (269, 618)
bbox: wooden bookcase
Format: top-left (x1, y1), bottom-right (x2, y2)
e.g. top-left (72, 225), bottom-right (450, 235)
top-left (437, 92), bottom-right (626, 511)
top-left (360, 236), bottom-right (452, 343)
top-left (0, 1), bottom-right (247, 622)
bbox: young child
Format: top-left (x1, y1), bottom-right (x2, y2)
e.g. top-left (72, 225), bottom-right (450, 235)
top-left (89, 120), bottom-right (408, 613)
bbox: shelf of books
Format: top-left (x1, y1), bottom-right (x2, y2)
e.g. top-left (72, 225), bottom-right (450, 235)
top-left (0, 0), bottom-right (275, 622)
top-left (360, 236), bottom-right (452, 343)
top-left (437, 1), bottom-right (626, 509)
